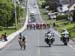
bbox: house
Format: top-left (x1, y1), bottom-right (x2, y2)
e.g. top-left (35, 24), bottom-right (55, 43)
top-left (48, 0), bottom-right (75, 6)
top-left (57, 4), bottom-right (69, 12)
top-left (56, 0), bottom-right (75, 12)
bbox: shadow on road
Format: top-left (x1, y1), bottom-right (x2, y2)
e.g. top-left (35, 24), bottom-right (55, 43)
top-left (37, 46), bottom-right (50, 48)
top-left (53, 44), bottom-right (65, 46)
top-left (5, 48), bottom-right (24, 51)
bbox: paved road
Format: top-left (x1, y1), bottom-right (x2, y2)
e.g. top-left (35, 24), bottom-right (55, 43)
top-left (0, 0), bottom-right (75, 56)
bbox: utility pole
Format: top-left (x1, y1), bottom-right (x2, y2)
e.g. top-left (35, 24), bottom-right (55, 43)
top-left (67, 0), bottom-right (71, 22)
top-left (14, 0), bottom-right (17, 29)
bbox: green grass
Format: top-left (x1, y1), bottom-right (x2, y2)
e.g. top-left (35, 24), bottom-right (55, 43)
top-left (0, 23), bottom-right (21, 36)
top-left (70, 31), bottom-right (75, 38)
top-left (40, 9), bottom-right (49, 22)
top-left (0, 0), bottom-right (12, 3)
top-left (0, 18), bottom-right (25, 38)
top-left (0, 28), bottom-right (16, 36)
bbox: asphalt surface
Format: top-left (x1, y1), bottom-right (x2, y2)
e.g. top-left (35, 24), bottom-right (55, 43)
top-left (0, 0), bottom-right (75, 56)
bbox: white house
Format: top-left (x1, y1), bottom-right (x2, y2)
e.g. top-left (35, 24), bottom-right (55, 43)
top-left (69, 4), bottom-right (75, 11)
top-left (57, 4), bottom-right (69, 12)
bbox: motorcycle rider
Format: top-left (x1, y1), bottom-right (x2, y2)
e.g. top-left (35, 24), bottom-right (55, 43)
top-left (47, 32), bottom-right (53, 39)
top-left (61, 29), bottom-right (69, 43)
top-left (47, 30), bottom-right (54, 37)
top-left (45, 31), bottom-right (51, 37)
top-left (18, 33), bottom-right (22, 49)
top-left (45, 31), bottom-right (55, 46)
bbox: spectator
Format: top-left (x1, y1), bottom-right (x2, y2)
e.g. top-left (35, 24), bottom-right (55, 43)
top-left (53, 22), bottom-right (56, 27)
top-left (22, 36), bottom-right (26, 50)
top-left (48, 12), bottom-right (51, 20)
top-left (68, 15), bottom-right (73, 23)
top-left (3, 32), bottom-right (8, 41)
top-left (18, 33), bottom-right (22, 49)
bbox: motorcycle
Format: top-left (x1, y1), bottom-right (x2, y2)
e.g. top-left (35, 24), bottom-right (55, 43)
top-left (60, 37), bottom-right (69, 45)
top-left (45, 32), bottom-right (55, 47)
top-left (45, 37), bottom-right (55, 47)
top-left (60, 30), bottom-right (70, 45)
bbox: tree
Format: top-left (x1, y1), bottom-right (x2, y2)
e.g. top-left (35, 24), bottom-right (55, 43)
top-left (0, 0), bottom-right (24, 28)
top-left (45, 0), bottom-right (59, 11)
top-left (0, 2), bottom-right (14, 27)
top-left (72, 6), bottom-right (75, 21)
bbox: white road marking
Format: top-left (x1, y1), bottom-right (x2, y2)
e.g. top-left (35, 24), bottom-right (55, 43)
top-left (38, 34), bottom-right (40, 56)
top-left (68, 43), bottom-right (75, 50)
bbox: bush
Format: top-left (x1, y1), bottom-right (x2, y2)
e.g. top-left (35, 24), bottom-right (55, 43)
top-left (56, 15), bottom-right (68, 20)
top-left (70, 31), bottom-right (75, 38)
top-left (63, 22), bottom-right (69, 25)
top-left (0, 2), bottom-right (14, 27)
top-left (67, 26), bottom-right (75, 32)
top-left (73, 10), bottom-right (75, 21)
top-left (41, 2), bottom-right (47, 8)
top-left (0, 26), bottom-right (3, 31)
top-left (0, 0), bottom-right (24, 27)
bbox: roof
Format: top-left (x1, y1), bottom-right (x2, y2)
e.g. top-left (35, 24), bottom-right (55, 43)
top-left (69, 4), bottom-right (75, 11)
top-left (57, 4), bottom-right (69, 12)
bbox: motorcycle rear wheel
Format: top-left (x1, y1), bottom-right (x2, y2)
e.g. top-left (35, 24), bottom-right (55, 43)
top-left (49, 44), bottom-right (51, 47)
top-left (64, 42), bottom-right (67, 45)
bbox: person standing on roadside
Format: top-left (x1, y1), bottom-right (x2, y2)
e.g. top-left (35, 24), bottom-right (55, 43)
top-left (22, 36), bottom-right (26, 50)
top-left (3, 32), bottom-right (8, 41)
top-left (18, 33), bottom-right (22, 49)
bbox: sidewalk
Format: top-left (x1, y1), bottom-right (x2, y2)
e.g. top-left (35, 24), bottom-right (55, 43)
top-left (0, 11), bottom-right (28, 50)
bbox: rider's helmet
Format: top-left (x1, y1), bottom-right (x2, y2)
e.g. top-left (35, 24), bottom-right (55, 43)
top-left (63, 29), bottom-right (69, 34)
top-left (47, 31), bottom-right (51, 34)
top-left (63, 29), bottom-right (67, 32)
top-left (19, 33), bottom-right (22, 39)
